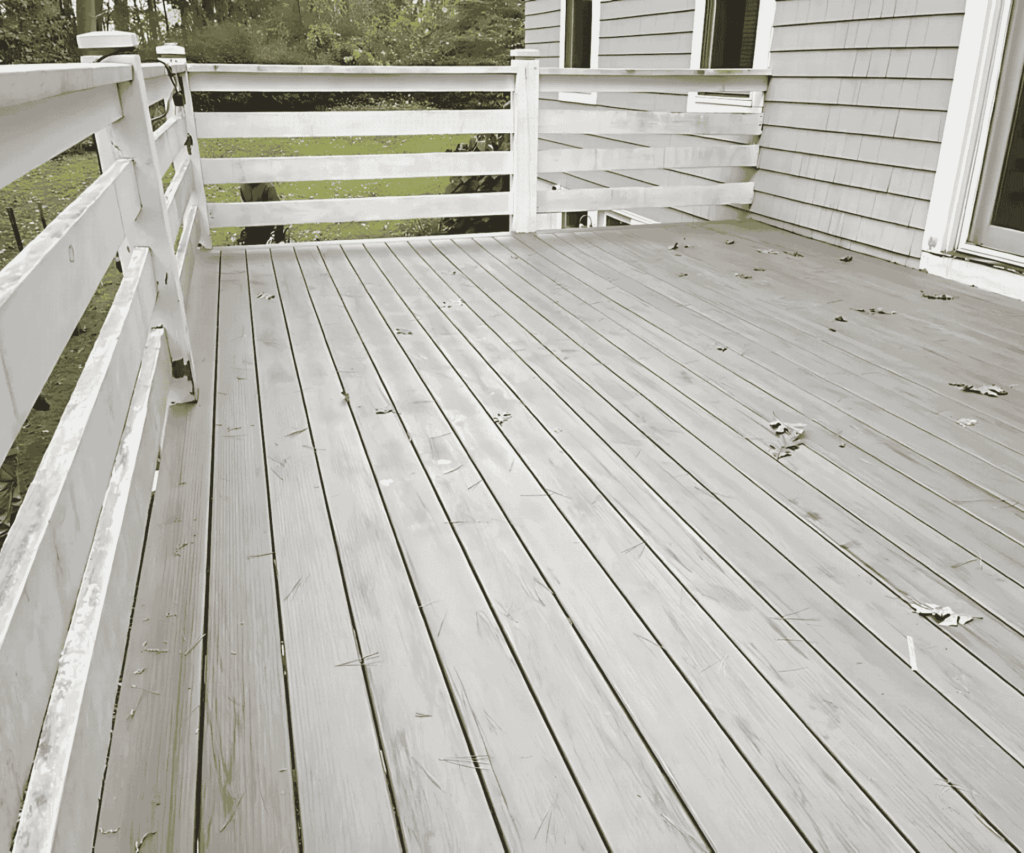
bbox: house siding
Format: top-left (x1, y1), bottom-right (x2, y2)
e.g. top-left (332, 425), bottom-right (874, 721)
top-left (751, 0), bottom-right (966, 265)
top-left (536, 0), bottom-right (751, 224)
top-left (526, 0), bottom-right (561, 66)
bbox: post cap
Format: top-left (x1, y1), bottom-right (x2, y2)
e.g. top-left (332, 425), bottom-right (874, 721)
top-left (77, 31), bottom-right (140, 54)
top-left (156, 43), bottom-right (186, 57)
top-left (510, 49), bottom-right (540, 59)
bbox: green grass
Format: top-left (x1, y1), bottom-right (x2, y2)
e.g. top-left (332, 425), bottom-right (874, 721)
top-left (201, 133), bottom-right (466, 244)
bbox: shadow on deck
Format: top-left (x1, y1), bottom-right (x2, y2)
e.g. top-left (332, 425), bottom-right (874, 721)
top-left (97, 220), bottom-right (1024, 852)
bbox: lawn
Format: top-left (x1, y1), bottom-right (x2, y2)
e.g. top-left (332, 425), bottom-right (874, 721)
top-left (201, 133), bottom-right (466, 244)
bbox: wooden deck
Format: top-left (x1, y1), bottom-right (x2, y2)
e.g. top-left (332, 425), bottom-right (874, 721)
top-left (94, 220), bottom-right (1024, 853)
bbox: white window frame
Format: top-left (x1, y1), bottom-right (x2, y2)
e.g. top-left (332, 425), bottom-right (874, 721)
top-left (921, 0), bottom-right (1024, 299)
top-left (558, 0), bottom-right (602, 104)
top-left (688, 0), bottom-right (775, 113)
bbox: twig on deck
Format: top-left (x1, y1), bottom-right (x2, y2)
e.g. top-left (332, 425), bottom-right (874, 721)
top-left (335, 652), bottom-right (379, 667)
top-left (220, 794), bottom-right (244, 833)
top-left (183, 634), bottom-right (205, 656)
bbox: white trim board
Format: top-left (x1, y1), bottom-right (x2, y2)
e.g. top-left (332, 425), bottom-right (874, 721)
top-left (558, 0), bottom-right (602, 104)
top-left (922, 0), bottom-right (1024, 299)
top-left (921, 251), bottom-right (1024, 302)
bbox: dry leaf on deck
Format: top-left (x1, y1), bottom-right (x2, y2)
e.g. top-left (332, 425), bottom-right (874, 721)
top-left (956, 418), bottom-right (977, 428)
top-left (949, 383), bottom-right (1007, 397)
top-left (839, 256), bottom-right (853, 262)
top-left (768, 419), bottom-right (806, 460)
top-left (921, 292), bottom-right (954, 300)
top-left (854, 307), bottom-right (897, 315)
top-left (913, 603), bottom-right (975, 627)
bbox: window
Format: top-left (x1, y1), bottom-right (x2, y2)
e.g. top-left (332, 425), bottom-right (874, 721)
top-left (701, 0), bottom-right (760, 69)
top-left (564, 0), bottom-right (594, 69)
top-left (689, 0), bottom-right (774, 111)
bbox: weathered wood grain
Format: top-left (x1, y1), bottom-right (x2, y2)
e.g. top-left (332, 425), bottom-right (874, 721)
top-left (0, 82), bottom-right (123, 189)
top-left (199, 250), bottom-right (298, 852)
top-left (290, 244), bottom-right (506, 852)
top-left (0, 159), bottom-right (134, 459)
top-left (195, 109), bottom-right (512, 139)
top-left (13, 327), bottom-right (170, 853)
top-left (94, 248), bottom-right (220, 853)
top-left (187, 65), bottom-right (515, 93)
top-left (246, 247), bottom-right (401, 852)
top-left (201, 151), bottom-right (511, 185)
top-left (208, 193), bottom-right (511, 229)
top-left (0, 247), bottom-right (156, 845)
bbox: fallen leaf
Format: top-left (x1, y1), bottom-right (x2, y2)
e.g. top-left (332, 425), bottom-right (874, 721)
top-left (784, 250), bottom-right (803, 257)
top-left (754, 267), bottom-right (765, 271)
top-left (921, 292), bottom-right (954, 300)
top-left (854, 307), bottom-right (897, 315)
top-left (493, 412), bottom-right (512, 426)
top-left (757, 249), bottom-right (779, 255)
top-left (395, 328), bottom-right (413, 335)
top-left (735, 273), bottom-right (753, 279)
top-left (717, 346), bottom-right (727, 352)
top-left (839, 255), bottom-right (853, 262)
top-left (255, 292), bottom-right (276, 300)
top-left (950, 383), bottom-right (1007, 397)
top-left (725, 239), bottom-right (735, 245)
top-left (913, 603), bottom-right (975, 627)
top-left (375, 407), bottom-right (394, 415)
top-left (669, 242), bottom-right (679, 250)
top-left (956, 418), bottom-right (977, 427)
top-left (768, 419), bottom-right (806, 460)
top-left (834, 316), bottom-right (847, 322)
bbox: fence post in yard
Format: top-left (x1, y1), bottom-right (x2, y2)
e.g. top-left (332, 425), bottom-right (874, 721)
top-left (158, 42), bottom-right (212, 248)
top-left (78, 30), bottom-right (197, 404)
top-left (510, 49), bottom-right (540, 233)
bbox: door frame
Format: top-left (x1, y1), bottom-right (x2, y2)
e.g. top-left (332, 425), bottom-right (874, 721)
top-left (922, 0), bottom-right (1024, 296)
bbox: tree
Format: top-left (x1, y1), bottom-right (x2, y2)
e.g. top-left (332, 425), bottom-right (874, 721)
top-left (0, 0), bottom-right (78, 64)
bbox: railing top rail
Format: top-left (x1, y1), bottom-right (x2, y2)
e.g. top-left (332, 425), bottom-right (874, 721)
top-left (187, 63), bottom-right (518, 76)
top-left (142, 59), bottom-right (186, 78)
top-left (0, 62), bottom-right (133, 109)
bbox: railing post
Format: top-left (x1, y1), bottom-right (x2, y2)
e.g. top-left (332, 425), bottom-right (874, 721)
top-left (157, 42), bottom-right (213, 248)
top-left (79, 31), bottom-right (197, 404)
top-left (510, 48), bottom-right (540, 233)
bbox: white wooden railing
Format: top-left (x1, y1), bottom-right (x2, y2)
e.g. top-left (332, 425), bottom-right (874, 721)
top-left (0, 33), bottom-right (766, 852)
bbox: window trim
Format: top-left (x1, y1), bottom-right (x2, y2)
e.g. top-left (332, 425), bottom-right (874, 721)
top-left (558, 0), bottom-right (602, 104)
top-left (920, 0), bottom-right (1024, 298)
top-left (688, 0), bottom-right (775, 113)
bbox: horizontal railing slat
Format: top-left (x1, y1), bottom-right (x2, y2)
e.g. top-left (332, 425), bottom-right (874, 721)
top-left (539, 109), bottom-right (763, 136)
top-left (208, 192), bottom-right (510, 227)
top-left (537, 181), bottom-right (755, 213)
top-left (187, 64), bottom-right (515, 93)
top-left (0, 159), bottom-right (136, 460)
top-left (0, 247), bottom-right (158, 844)
top-left (154, 114), bottom-right (188, 176)
top-left (0, 83), bottom-right (124, 190)
top-left (202, 150), bottom-right (511, 184)
top-left (166, 157), bottom-right (195, 231)
top-left (0, 62), bottom-right (132, 109)
top-left (195, 109), bottom-right (512, 139)
top-left (12, 326), bottom-right (171, 853)
top-left (146, 72), bottom-right (173, 107)
top-left (176, 204), bottom-right (200, 303)
top-left (539, 68), bottom-right (769, 95)
top-left (538, 143), bottom-right (759, 173)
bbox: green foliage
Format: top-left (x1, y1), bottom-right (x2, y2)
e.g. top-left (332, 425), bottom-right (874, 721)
top-left (0, 0), bottom-right (77, 65)
top-left (440, 133), bottom-right (510, 235)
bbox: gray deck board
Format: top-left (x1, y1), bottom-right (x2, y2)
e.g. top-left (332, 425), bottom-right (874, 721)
top-left (100, 222), bottom-right (1024, 852)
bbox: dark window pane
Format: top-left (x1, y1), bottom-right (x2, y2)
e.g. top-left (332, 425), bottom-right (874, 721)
top-left (703, 0), bottom-right (760, 69)
top-left (565, 0), bottom-right (593, 69)
top-left (992, 65), bottom-right (1024, 233)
